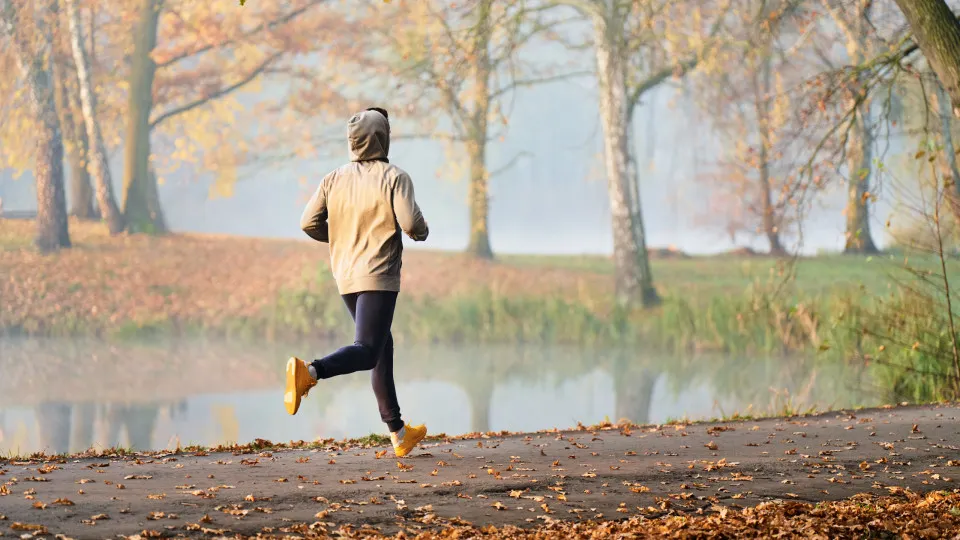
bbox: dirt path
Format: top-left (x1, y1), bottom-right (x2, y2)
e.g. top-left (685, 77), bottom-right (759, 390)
top-left (1, 405), bottom-right (958, 539)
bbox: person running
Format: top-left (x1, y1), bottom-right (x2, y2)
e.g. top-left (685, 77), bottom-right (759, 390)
top-left (286, 107), bottom-right (429, 458)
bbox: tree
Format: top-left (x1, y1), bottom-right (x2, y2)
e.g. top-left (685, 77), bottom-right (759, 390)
top-left (893, 0), bottom-right (960, 117)
top-left (52, 51), bottom-right (96, 220)
top-left (695, 0), bottom-right (815, 254)
top-left (548, 0), bottom-right (729, 307)
top-left (373, 0), bottom-right (568, 259)
top-left (821, 0), bottom-right (879, 254)
top-left (937, 80), bottom-right (960, 224)
top-left (1, 0), bottom-right (71, 251)
top-left (122, 0), bottom-right (162, 233)
top-left (121, 0), bottom-right (336, 234)
top-left (65, 0), bottom-right (124, 234)
top-left (704, 46), bottom-right (788, 254)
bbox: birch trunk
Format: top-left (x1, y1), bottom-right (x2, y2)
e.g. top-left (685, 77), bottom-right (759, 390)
top-left (595, 20), bottom-right (658, 307)
top-left (65, 0), bottom-right (124, 234)
top-left (2, 0), bottom-right (71, 251)
top-left (122, 0), bottom-right (164, 234)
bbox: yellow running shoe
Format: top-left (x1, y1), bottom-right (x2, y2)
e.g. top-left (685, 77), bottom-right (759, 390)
top-left (391, 423), bottom-right (427, 458)
top-left (284, 357), bottom-right (317, 416)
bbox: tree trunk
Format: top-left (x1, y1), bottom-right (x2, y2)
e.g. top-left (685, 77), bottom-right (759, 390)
top-left (466, 136), bottom-right (493, 259)
top-left (3, 0), bottom-right (71, 251)
top-left (625, 124), bottom-right (657, 300)
top-left (147, 165), bottom-right (167, 231)
top-left (34, 119), bottom-right (69, 253)
top-left (122, 0), bottom-right (164, 234)
top-left (466, 0), bottom-right (493, 259)
top-left (894, 0), bottom-right (960, 117)
top-left (66, 0), bottom-right (125, 235)
top-left (754, 55), bottom-right (784, 255)
top-left (595, 21), bottom-right (659, 307)
top-left (843, 106), bottom-right (879, 254)
top-left (54, 66), bottom-right (96, 220)
top-left (758, 145), bottom-right (783, 255)
top-left (937, 82), bottom-right (960, 223)
top-left (842, 5), bottom-right (879, 254)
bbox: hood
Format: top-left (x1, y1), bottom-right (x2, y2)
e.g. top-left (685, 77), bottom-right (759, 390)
top-left (347, 109), bottom-right (390, 162)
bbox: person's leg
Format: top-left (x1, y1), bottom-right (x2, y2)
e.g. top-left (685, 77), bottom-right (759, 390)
top-left (287, 294), bottom-right (360, 416)
top-left (310, 291), bottom-right (397, 379)
top-left (307, 293), bottom-right (358, 380)
top-left (372, 331), bottom-right (403, 432)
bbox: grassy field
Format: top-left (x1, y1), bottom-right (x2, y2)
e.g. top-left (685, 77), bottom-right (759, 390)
top-left (0, 219), bottom-right (955, 347)
top-left (504, 250), bottom-right (940, 297)
top-left (0, 217), bottom-right (943, 298)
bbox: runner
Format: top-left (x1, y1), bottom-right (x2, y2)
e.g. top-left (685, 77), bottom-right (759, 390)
top-left (285, 107), bottom-right (429, 458)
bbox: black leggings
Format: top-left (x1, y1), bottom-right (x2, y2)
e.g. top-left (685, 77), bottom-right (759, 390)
top-left (311, 291), bottom-right (403, 432)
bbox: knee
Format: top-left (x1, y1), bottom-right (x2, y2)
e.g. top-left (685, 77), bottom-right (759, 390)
top-left (354, 342), bottom-right (379, 370)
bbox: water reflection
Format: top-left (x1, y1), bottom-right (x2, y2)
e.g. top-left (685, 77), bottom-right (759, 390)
top-left (0, 337), bottom-right (876, 455)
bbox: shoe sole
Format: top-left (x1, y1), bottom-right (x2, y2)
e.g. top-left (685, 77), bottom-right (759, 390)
top-left (284, 357), bottom-right (304, 416)
top-left (395, 427), bottom-right (427, 458)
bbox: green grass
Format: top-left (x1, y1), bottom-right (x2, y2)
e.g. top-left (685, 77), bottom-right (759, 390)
top-left (502, 252), bottom-right (950, 297)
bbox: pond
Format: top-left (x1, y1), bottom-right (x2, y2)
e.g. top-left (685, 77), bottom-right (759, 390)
top-left (0, 337), bottom-right (879, 455)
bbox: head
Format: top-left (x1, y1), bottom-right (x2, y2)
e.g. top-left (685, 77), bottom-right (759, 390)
top-left (347, 107), bottom-right (391, 162)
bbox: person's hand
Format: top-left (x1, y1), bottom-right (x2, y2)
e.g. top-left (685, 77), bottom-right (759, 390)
top-left (408, 220), bottom-right (428, 241)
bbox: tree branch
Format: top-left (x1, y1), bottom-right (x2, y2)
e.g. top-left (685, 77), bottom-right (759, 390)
top-left (626, 0), bottom-right (734, 112)
top-left (489, 150), bottom-right (533, 177)
top-left (544, 0), bottom-right (604, 20)
top-left (155, 0), bottom-right (325, 69)
top-left (391, 132), bottom-right (464, 142)
top-left (491, 69), bottom-right (593, 99)
top-left (149, 53), bottom-right (281, 129)
top-left (819, 0), bottom-right (858, 48)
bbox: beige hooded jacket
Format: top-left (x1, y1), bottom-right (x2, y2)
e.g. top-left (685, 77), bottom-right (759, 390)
top-left (300, 110), bottom-right (429, 295)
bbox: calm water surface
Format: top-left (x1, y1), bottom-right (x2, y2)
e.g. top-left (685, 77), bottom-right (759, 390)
top-left (0, 337), bottom-right (878, 455)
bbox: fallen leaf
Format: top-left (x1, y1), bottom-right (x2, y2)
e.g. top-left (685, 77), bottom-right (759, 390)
top-left (10, 523), bottom-right (47, 533)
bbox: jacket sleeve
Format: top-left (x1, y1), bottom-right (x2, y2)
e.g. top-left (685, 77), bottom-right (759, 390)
top-left (393, 172), bottom-right (429, 241)
top-left (300, 175), bottom-right (330, 243)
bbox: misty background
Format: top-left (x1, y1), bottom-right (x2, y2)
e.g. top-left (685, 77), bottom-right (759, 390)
top-left (0, 51), bottom-right (892, 256)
